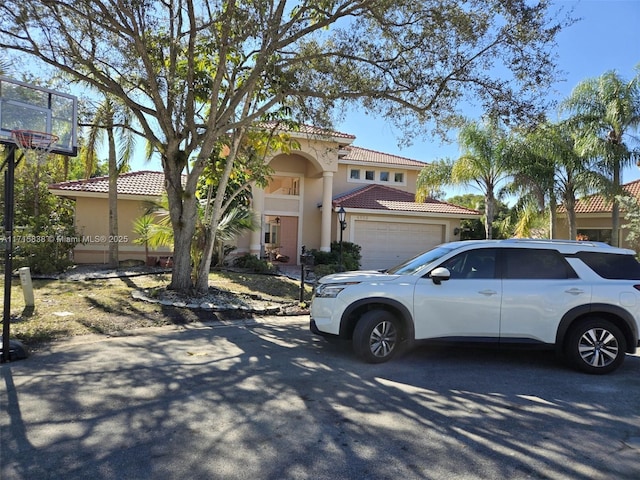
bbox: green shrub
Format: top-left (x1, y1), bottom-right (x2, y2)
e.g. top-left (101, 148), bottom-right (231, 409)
top-left (309, 241), bottom-right (361, 275)
top-left (313, 264), bottom-right (335, 279)
top-left (232, 253), bottom-right (276, 274)
top-left (11, 223), bottom-right (77, 274)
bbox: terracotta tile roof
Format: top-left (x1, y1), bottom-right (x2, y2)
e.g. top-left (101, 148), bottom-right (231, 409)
top-left (49, 171), bottom-right (167, 197)
top-left (332, 184), bottom-right (480, 216)
top-left (340, 146), bottom-right (427, 168)
top-left (294, 124), bottom-right (356, 140)
top-left (564, 179), bottom-right (640, 213)
top-left (258, 122), bottom-right (355, 141)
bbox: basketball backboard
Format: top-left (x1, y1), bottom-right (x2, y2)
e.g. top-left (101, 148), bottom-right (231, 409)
top-left (0, 75), bottom-right (78, 157)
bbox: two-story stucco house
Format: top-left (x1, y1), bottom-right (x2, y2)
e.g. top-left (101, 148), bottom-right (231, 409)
top-left (49, 125), bottom-right (480, 270)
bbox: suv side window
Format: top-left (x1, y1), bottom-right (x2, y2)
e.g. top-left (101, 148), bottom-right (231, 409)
top-left (504, 248), bottom-right (577, 279)
top-left (439, 249), bottom-right (497, 279)
top-left (575, 252), bottom-right (640, 279)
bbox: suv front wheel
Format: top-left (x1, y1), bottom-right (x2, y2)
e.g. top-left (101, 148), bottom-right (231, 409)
top-left (565, 318), bottom-right (627, 374)
top-left (353, 310), bottom-right (400, 363)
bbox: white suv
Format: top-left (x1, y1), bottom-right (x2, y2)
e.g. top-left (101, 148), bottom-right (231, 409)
top-left (310, 239), bottom-right (640, 374)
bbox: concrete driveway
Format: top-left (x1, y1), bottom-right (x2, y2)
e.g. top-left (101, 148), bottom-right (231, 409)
top-left (2, 316), bottom-right (639, 479)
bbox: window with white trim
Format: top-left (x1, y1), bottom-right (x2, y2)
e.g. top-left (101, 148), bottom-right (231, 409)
top-left (347, 167), bottom-right (407, 186)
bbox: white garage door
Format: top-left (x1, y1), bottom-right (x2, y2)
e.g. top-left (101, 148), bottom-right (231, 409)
top-left (354, 220), bottom-right (445, 271)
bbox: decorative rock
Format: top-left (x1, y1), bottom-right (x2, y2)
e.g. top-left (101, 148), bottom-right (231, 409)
top-left (131, 287), bottom-right (307, 316)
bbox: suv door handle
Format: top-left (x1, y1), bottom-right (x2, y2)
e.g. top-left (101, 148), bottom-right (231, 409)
top-left (478, 289), bottom-right (498, 296)
top-left (564, 288), bottom-right (584, 295)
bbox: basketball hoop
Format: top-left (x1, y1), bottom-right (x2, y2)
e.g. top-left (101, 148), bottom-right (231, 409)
top-left (10, 129), bottom-right (59, 165)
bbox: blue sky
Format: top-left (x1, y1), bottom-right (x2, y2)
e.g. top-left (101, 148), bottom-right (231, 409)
top-left (334, 0), bottom-right (640, 193)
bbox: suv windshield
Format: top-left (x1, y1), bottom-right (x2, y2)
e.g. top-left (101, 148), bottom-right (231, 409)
top-left (387, 245), bottom-right (455, 275)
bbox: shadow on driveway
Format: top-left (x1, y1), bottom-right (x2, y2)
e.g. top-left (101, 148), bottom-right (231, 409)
top-left (2, 316), bottom-right (639, 480)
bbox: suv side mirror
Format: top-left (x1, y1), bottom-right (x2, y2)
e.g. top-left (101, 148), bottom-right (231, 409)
top-left (430, 267), bottom-right (451, 285)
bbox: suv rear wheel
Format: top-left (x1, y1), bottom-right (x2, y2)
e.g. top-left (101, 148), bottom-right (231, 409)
top-left (353, 310), bottom-right (400, 363)
top-left (565, 318), bottom-right (627, 374)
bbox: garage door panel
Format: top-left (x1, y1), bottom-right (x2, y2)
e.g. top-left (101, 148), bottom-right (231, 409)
top-left (354, 220), bottom-right (444, 270)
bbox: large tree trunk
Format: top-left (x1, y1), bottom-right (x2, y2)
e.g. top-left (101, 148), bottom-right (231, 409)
top-left (195, 224), bottom-right (217, 294)
top-left (166, 173), bottom-right (198, 291)
top-left (194, 141), bottom-right (239, 294)
top-left (568, 210), bottom-right (577, 240)
top-left (107, 126), bottom-right (119, 268)
top-left (565, 196), bottom-right (577, 240)
top-left (611, 201), bottom-right (620, 247)
top-left (163, 146), bottom-right (207, 293)
top-left (484, 192), bottom-right (495, 239)
top-left (548, 196), bottom-right (557, 239)
top-left (611, 161), bottom-right (621, 247)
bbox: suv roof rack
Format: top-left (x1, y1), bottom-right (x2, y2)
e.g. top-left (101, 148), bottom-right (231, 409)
top-left (503, 238), bottom-right (613, 248)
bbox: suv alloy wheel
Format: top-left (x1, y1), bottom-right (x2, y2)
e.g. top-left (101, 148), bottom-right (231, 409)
top-left (565, 317), bottom-right (627, 374)
top-left (353, 310), bottom-right (400, 363)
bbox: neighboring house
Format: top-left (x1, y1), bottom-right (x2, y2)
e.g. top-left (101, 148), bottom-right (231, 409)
top-left (50, 126), bottom-right (480, 269)
top-left (555, 178), bottom-right (640, 249)
top-left (49, 171), bottom-right (173, 264)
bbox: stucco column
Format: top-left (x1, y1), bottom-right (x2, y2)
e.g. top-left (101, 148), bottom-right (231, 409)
top-left (250, 186), bottom-right (264, 257)
top-left (320, 171), bottom-right (334, 252)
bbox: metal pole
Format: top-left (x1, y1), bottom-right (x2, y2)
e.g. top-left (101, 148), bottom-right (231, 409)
top-left (339, 226), bottom-right (344, 272)
top-left (299, 262), bottom-right (305, 303)
top-left (2, 146), bottom-right (16, 363)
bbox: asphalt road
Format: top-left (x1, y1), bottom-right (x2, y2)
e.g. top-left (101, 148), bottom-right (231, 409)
top-left (2, 316), bottom-right (639, 480)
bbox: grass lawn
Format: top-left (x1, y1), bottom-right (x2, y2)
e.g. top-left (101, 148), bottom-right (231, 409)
top-left (1, 270), bottom-right (311, 347)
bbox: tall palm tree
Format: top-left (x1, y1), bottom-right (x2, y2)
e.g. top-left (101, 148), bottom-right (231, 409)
top-left (561, 68), bottom-right (640, 246)
top-left (455, 120), bottom-right (513, 239)
top-left (507, 121), bottom-right (603, 240)
top-left (417, 120), bottom-right (513, 239)
top-left (86, 95), bottom-right (136, 267)
top-left (415, 159), bottom-right (451, 202)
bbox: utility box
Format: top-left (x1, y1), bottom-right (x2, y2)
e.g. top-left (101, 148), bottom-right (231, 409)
top-left (19, 266), bottom-right (35, 307)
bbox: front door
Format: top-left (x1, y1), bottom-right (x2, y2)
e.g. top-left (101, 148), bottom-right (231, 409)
top-left (277, 216), bottom-right (298, 264)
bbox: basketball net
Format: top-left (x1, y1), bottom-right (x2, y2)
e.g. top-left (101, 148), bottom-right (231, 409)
top-left (10, 129), bottom-right (59, 165)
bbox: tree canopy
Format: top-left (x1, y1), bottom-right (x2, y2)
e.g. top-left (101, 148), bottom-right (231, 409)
top-left (505, 120), bottom-right (602, 240)
top-left (561, 68), bottom-right (640, 246)
top-left (0, 0), bottom-right (570, 292)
